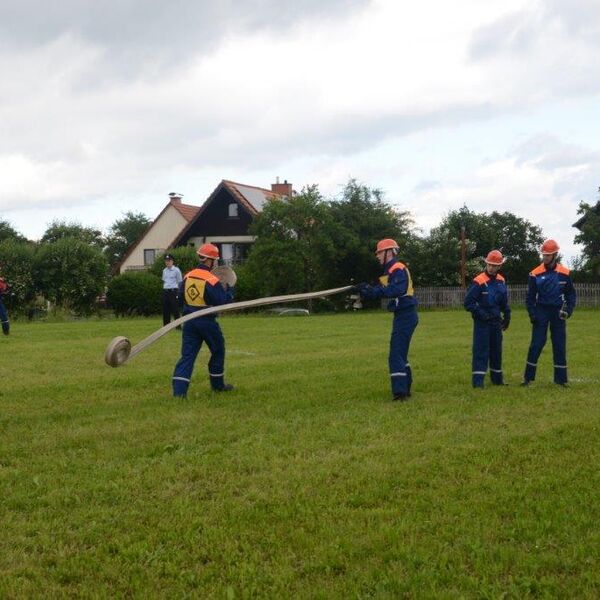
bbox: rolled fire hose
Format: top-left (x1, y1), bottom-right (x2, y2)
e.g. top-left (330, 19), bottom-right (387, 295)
top-left (105, 284), bottom-right (352, 367)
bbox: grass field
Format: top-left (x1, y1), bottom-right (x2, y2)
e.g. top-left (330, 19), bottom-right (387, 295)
top-left (1, 309), bottom-right (599, 598)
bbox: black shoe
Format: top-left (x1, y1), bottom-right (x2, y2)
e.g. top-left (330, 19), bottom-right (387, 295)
top-left (173, 394), bottom-right (187, 399)
top-left (556, 383), bottom-right (569, 388)
top-left (2, 324), bottom-right (9, 335)
top-left (520, 381), bottom-right (530, 387)
top-left (392, 393), bottom-right (408, 402)
top-left (214, 384), bottom-right (234, 392)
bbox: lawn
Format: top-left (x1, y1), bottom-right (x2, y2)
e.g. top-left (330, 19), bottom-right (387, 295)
top-left (1, 309), bottom-right (599, 598)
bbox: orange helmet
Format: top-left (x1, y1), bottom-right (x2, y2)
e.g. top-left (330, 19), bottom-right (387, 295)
top-left (375, 238), bottom-right (399, 254)
top-left (197, 243), bottom-right (219, 259)
top-left (484, 250), bottom-right (504, 265)
top-left (541, 239), bottom-right (560, 255)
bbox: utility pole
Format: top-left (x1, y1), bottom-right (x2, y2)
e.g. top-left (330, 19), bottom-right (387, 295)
top-left (460, 225), bottom-right (467, 289)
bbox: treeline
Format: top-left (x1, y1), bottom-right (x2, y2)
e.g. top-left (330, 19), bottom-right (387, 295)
top-left (0, 213), bottom-right (150, 315)
top-left (2, 180), bottom-right (598, 316)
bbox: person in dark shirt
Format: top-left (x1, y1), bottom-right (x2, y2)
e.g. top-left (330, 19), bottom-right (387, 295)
top-left (355, 238), bottom-right (418, 401)
top-left (464, 250), bottom-right (511, 388)
top-left (523, 239), bottom-right (576, 387)
top-left (172, 244), bottom-right (234, 398)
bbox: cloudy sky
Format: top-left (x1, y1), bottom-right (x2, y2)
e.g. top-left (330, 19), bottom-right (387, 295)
top-left (1, 0), bottom-right (599, 258)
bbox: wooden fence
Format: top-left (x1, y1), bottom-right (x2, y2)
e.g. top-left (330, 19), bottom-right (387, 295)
top-left (414, 284), bottom-right (600, 309)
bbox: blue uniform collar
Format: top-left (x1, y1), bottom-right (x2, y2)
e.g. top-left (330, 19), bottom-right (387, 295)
top-left (384, 258), bottom-right (397, 272)
top-left (197, 263), bottom-right (211, 271)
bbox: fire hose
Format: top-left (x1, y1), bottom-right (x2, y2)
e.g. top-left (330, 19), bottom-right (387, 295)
top-left (104, 285), bottom-right (352, 367)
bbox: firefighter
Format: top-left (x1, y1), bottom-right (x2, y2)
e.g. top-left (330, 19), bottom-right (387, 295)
top-left (522, 239), bottom-right (576, 387)
top-left (0, 274), bottom-right (9, 335)
top-left (355, 238), bottom-right (418, 401)
top-left (172, 243), bottom-right (234, 398)
top-left (464, 250), bottom-right (511, 388)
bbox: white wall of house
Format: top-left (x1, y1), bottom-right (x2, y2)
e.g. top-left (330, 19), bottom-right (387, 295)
top-left (120, 205), bottom-right (189, 273)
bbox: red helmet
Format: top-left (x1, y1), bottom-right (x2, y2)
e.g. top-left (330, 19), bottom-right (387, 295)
top-left (375, 238), bottom-right (399, 254)
top-left (541, 239), bottom-right (560, 255)
top-left (484, 250), bottom-right (504, 265)
top-left (197, 243), bottom-right (219, 259)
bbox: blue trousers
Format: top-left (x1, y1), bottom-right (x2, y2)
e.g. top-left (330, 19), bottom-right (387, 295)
top-left (471, 319), bottom-right (503, 387)
top-left (0, 298), bottom-right (9, 335)
top-left (524, 306), bottom-right (568, 384)
top-left (172, 317), bottom-right (226, 396)
top-left (389, 307), bottom-right (418, 396)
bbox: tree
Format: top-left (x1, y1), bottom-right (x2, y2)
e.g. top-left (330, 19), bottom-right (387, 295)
top-left (419, 206), bottom-right (544, 286)
top-left (41, 220), bottom-right (104, 248)
top-left (106, 272), bottom-right (162, 316)
top-left (327, 179), bottom-right (416, 287)
top-left (0, 239), bottom-right (36, 312)
top-left (573, 199), bottom-right (600, 280)
top-left (245, 185), bottom-right (336, 297)
top-left (34, 238), bottom-right (109, 313)
top-left (104, 211), bottom-right (151, 269)
top-left (0, 220), bottom-right (27, 244)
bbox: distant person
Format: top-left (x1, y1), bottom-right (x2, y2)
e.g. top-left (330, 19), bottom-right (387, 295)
top-left (161, 253), bottom-right (182, 327)
top-left (0, 273), bottom-right (9, 335)
top-left (464, 250), bottom-right (511, 388)
top-left (353, 238), bottom-right (418, 401)
top-left (172, 244), bottom-right (234, 398)
top-left (522, 239), bottom-right (576, 387)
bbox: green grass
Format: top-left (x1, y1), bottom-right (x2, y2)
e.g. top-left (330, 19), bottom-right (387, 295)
top-left (1, 309), bottom-right (599, 598)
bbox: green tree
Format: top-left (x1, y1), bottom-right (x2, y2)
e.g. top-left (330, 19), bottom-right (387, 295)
top-left (245, 185), bottom-right (336, 297)
top-left (0, 220), bottom-right (27, 243)
top-left (419, 206), bottom-right (544, 286)
top-left (34, 238), bottom-right (109, 313)
top-left (104, 211), bottom-right (151, 269)
top-left (0, 240), bottom-right (36, 312)
top-left (327, 179), bottom-right (416, 287)
top-left (573, 200), bottom-right (600, 280)
top-left (41, 220), bottom-right (104, 248)
top-left (106, 271), bottom-right (162, 316)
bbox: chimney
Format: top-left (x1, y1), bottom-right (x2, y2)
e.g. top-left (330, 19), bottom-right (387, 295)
top-left (169, 192), bottom-right (183, 203)
top-left (271, 179), bottom-right (293, 197)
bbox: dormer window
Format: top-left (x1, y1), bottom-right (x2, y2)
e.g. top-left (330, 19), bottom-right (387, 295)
top-left (228, 203), bottom-right (239, 218)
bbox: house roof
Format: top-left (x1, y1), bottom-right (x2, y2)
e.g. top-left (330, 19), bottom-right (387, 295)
top-left (171, 200), bottom-right (201, 222)
top-left (221, 180), bottom-right (280, 214)
top-left (171, 179), bottom-right (283, 246)
top-left (115, 198), bottom-right (200, 272)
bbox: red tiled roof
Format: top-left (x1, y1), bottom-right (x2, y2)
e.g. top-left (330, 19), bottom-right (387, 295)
top-left (221, 180), bottom-right (280, 214)
top-left (171, 200), bottom-right (201, 222)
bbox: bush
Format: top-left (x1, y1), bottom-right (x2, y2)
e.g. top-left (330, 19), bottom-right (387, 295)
top-left (107, 272), bottom-right (163, 316)
top-left (34, 238), bottom-right (109, 315)
top-left (0, 240), bottom-right (36, 313)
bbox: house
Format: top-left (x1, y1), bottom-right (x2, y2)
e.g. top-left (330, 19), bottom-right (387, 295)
top-left (172, 179), bottom-right (294, 264)
top-left (118, 193), bottom-right (201, 273)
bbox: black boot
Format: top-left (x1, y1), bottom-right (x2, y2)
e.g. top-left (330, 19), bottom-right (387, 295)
top-left (393, 393), bottom-right (408, 402)
top-left (215, 384), bottom-right (234, 392)
top-left (2, 322), bottom-right (9, 335)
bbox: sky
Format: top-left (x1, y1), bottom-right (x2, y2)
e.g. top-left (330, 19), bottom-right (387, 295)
top-left (1, 0), bottom-right (599, 260)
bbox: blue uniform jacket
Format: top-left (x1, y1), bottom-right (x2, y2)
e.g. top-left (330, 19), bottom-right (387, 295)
top-left (464, 272), bottom-right (511, 323)
top-left (525, 263), bottom-right (576, 317)
top-left (181, 264), bottom-right (234, 317)
top-left (360, 258), bottom-right (417, 312)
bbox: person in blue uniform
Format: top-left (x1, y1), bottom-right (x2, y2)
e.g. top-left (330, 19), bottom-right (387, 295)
top-left (161, 253), bottom-right (183, 326)
top-left (522, 239), bottom-right (576, 387)
top-left (0, 275), bottom-right (10, 335)
top-left (172, 243), bottom-right (234, 398)
top-left (355, 238), bottom-right (418, 401)
top-left (464, 250), bottom-right (511, 388)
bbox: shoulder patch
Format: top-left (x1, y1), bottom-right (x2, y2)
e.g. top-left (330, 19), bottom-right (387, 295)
top-left (530, 264), bottom-right (546, 276)
top-left (496, 274), bottom-right (506, 282)
top-left (185, 268), bottom-right (220, 286)
top-left (556, 264), bottom-right (571, 276)
top-left (474, 273), bottom-right (489, 285)
top-left (388, 262), bottom-right (405, 273)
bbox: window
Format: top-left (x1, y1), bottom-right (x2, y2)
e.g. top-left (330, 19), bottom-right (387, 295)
top-left (228, 203), bottom-right (239, 218)
top-left (143, 249), bottom-right (156, 265)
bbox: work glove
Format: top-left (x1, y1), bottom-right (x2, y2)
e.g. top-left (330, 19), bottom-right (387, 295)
top-left (348, 284), bottom-right (361, 294)
top-left (502, 318), bottom-right (510, 331)
top-left (559, 309), bottom-right (569, 320)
